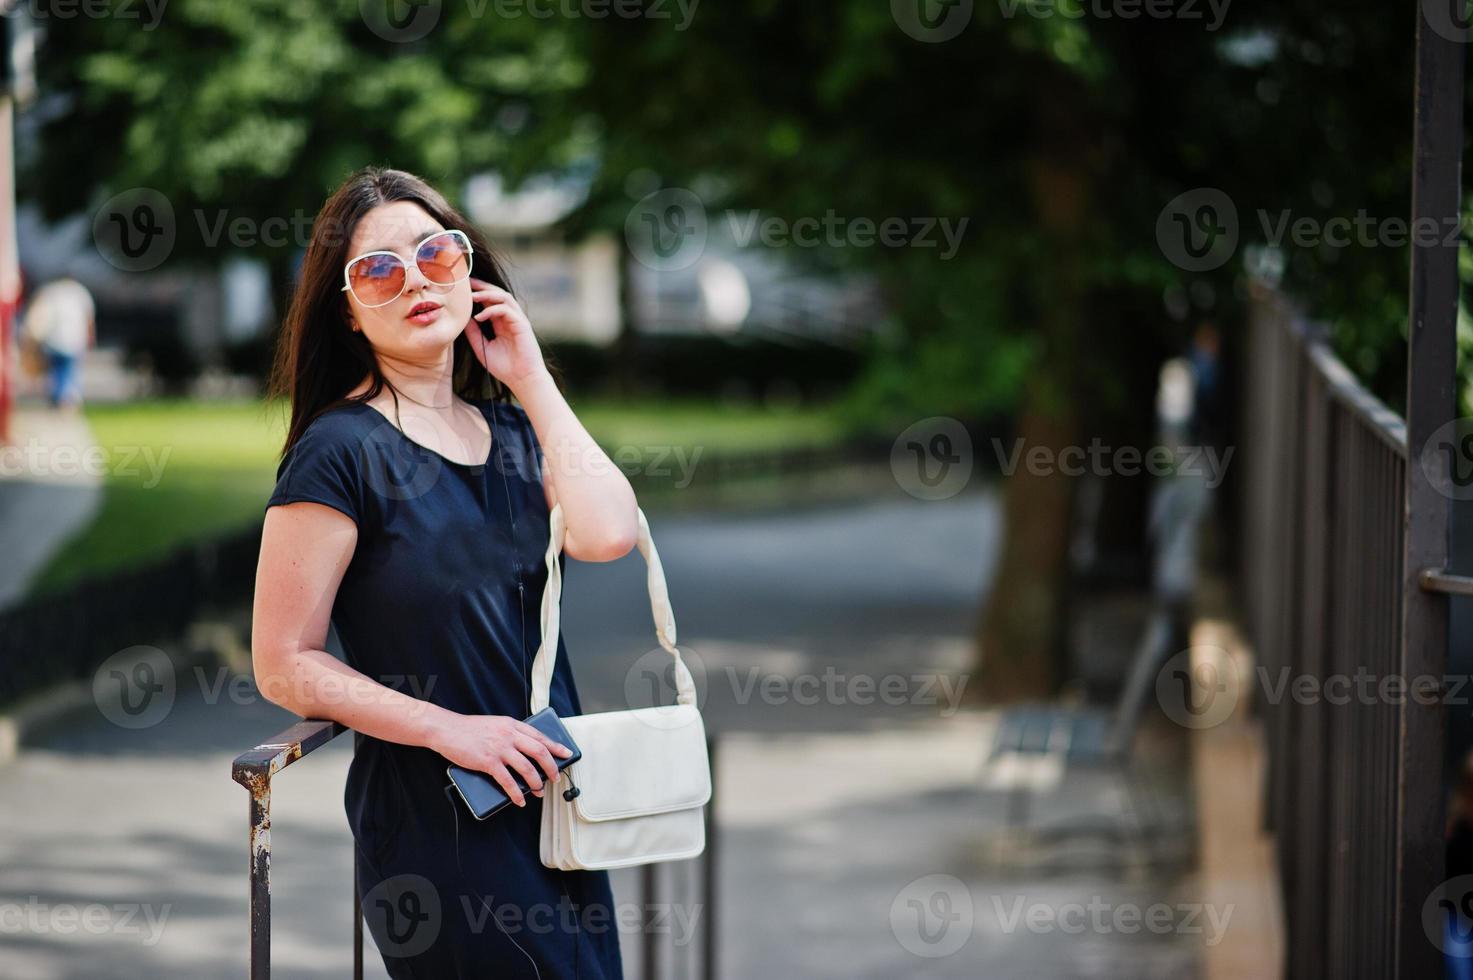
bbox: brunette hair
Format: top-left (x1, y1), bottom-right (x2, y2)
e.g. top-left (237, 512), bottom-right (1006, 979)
top-left (265, 166), bottom-right (557, 458)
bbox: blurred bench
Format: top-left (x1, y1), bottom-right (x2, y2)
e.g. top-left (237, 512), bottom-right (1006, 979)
top-left (980, 605), bottom-right (1176, 864)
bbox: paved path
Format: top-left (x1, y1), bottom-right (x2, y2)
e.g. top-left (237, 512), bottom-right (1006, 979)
top-left (0, 398), bottom-right (103, 608)
top-left (0, 491), bottom-right (1208, 978)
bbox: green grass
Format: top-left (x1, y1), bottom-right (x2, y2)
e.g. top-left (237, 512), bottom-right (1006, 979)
top-left (28, 398), bottom-right (290, 595)
top-left (28, 394), bottom-right (856, 596)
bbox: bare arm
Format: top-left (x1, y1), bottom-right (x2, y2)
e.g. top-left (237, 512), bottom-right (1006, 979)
top-left (251, 500), bottom-right (453, 744)
top-left (251, 500), bottom-right (571, 805)
top-left (512, 371), bottom-right (639, 562)
top-left (464, 278), bottom-right (637, 559)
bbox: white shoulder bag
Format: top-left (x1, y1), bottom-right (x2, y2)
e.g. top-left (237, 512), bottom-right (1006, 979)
top-left (531, 503), bottom-right (711, 871)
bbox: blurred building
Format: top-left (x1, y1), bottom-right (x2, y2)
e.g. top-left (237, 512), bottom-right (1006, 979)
top-left (17, 201), bottom-right (272, 388)
top-left (14, 167), bottom-right (881, 397)
top-left (465, 171), bottom-right (882, 348)
top-left (465, 173), bottom-right (622, 345)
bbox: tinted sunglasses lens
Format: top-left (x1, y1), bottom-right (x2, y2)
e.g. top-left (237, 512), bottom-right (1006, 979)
top-left (417, 232), bottom-right (471, 285)
top-left (348, 254), bottom-right (406, 306)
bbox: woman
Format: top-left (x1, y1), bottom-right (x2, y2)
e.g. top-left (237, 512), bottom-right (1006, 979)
top-left (252, 166), bottom-right (638, 978)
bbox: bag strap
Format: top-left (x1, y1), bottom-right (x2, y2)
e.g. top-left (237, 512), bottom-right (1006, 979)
top-left (529, 503), bottom-right (696, 714)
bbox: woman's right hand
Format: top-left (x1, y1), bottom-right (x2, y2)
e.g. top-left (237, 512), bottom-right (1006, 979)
top-left (434, 713), bottom-right (574, 807)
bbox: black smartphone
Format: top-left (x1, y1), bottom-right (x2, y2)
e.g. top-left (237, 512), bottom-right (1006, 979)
top-left (445, 706), bottom-right (582, 820)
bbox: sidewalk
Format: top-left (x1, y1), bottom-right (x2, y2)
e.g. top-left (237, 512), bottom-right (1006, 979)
top-left (1185, 578), bottom-right (1285, 980)
top-left (0, 692), bottom-right (1204, 979)
top-left (0, 398), bottom-right (103, 608)
top-left (715, 713), bottom-right (1203, 979)
top-left (0, 493), bottom-right (1210, 978)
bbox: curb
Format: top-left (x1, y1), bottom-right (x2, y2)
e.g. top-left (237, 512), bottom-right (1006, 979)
top-left (0, 616), bottom-right (249, 770)
top-left (0, 680), bottom-right (97, 766)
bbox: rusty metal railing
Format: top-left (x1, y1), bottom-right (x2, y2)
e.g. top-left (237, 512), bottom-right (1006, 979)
top-left (232, 722), bottom-right (720, 979)
top-left (230, 718), bottom-right (354, 980)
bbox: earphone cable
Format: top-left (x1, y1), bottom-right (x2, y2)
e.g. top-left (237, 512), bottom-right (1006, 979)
top-left (479, 319), bottom-right (581, 980)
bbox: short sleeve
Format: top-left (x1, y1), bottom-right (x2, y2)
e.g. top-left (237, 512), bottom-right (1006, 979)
top-left (264, 415), bottom-right (366, 528)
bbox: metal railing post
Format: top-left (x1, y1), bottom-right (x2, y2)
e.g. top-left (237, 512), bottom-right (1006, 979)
top-left (1399, 1), bottom-right (1464, 975)
top-left (231, 719), bottom-right (349, 980)
top-left (642, 862), bottom-right (659, 980)
top-left (244, 781), bottom-right (271, 980)
top-left (702, 732), bottom-right (717, 980)
top-left (353, 850), bottom-right (363, 980)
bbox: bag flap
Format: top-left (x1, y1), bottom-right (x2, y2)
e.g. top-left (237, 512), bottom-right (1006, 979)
top-left (562, 705), bottom-right (711, 821)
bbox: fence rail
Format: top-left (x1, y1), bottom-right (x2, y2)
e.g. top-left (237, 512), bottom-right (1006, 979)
top-left (0, 528), bottom-right (264, 706)
top-left (1242, 287), bottom-right (1431, 980)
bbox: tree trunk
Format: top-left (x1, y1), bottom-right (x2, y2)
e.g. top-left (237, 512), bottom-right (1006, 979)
top-left (612, 237), bottom-right (640, 398)
top-left (969, 142), bottom-right (1091, 704)
top-left (970, 373), bottom-right (1079, 702)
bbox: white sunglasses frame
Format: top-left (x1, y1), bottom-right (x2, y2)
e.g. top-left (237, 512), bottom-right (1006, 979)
top-left (340, 228), bottom-right (475, 309)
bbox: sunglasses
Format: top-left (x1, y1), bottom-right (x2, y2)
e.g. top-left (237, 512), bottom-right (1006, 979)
top-left (341, 229), bottom-right (474, 308)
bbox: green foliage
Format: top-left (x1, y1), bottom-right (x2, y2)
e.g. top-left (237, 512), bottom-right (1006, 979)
top-left (22, 1), bottom-right (1446, 417)
top-left (835, 252), bottom-right (1037, 433)
top-left (24, 0), bottom-right (587, 261)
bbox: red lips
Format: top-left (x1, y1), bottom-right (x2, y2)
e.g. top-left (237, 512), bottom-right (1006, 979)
top-left (408, 301), bottom-right (441, 316)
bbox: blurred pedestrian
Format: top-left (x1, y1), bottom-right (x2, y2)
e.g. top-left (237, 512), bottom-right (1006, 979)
top-left (1188, 320), bottom-right (1223, 449)
top-left (1152, 355), bottom-right (1209, 650)
top-left (21, 276), bottom-right (94, 412)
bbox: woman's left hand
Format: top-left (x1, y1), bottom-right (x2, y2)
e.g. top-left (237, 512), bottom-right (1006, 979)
top-left (463, 278), bottom-right (547, 392)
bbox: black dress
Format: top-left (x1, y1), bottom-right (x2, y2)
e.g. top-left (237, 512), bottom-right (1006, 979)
top-left (263, 396), bottom-right (624, 979)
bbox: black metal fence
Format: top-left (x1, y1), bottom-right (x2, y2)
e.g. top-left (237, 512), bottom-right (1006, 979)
top-left (1242, 286), bottom-right (1433, 979)
top-left (1243, 13), bottom-right (1470, 977)
top-left (0, 526), bottom-right (264, 706)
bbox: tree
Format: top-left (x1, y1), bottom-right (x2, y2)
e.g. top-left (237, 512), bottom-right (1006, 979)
top-left (22, 0), bottom-right (587, 337)
top-left (24, 0), bottom-right (1432, 698)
